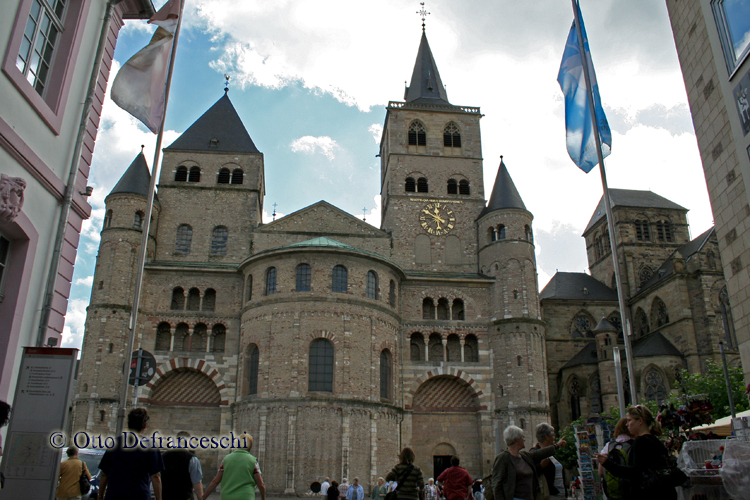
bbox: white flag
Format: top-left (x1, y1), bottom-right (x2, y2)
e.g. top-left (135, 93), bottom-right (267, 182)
top-left (110, 0), bottom-right (182, 133)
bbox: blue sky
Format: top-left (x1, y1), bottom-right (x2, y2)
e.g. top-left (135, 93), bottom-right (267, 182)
top-left (62, 0), bottom-right (715, 348)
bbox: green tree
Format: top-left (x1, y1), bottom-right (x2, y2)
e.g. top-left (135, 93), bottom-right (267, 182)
top-left (675, 360), bottom-right (749, 418)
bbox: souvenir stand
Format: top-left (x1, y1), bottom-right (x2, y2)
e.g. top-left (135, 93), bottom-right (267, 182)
top-left (573, 422), bottom-right (612, 500)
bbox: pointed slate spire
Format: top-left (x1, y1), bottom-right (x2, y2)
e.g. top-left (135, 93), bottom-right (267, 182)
top-left (404, 32), bottom-right (450, 105)
top-left (109, 151), bottom-right (151, 197)
top-left (480, 157), bottom-right (526, 217)
top-left (165, 92), bottom-right (260, 154)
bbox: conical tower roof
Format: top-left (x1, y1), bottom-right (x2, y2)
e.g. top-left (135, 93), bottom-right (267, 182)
top-left (404, 32), bottom-right (450, 105)
top-left (479, 158), bottom-right (526, 217)
top-left (109, 151), bottom-right (151, 198)
top-left (165, 92), bottom-right (260, 154)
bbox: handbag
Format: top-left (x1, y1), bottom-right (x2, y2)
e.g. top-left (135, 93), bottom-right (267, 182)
top-left (385, 464), bottom-right (414, 500)
top-left (79, 462), bottom-right (91, 495)
top-left (639, 456), bottom-right (689, 490)
top-left (535, 472), bottom-right (550, 500)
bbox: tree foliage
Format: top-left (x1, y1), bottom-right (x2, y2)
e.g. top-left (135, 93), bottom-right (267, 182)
top-left (673, 360), bottom-right (749, 419)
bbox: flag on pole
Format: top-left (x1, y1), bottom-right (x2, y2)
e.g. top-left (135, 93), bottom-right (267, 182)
top-left (110, 0), bottom-right (182, 133)
top-left (557, 2), bottom-right (611, 173)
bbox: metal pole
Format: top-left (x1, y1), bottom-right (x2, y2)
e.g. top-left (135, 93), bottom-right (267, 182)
top-left (613, 347), bottom-right (626, 418)
top-left (719, 341), bottom-right (736, 419)
top-left (132, 348), bottom-right (143, 406)
top-left (571, 0), bottom-right (638, 402)
top-left (115, 0), bottom-right (185, 437)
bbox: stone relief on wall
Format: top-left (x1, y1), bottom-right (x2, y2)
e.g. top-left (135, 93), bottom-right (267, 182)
top-left (0, 174), bottom-right (26, 222)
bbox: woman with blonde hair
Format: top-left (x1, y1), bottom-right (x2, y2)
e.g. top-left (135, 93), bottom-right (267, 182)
top-left (202, 434), bottom-right (267, 500)
top-left (385, 447), bottom-right (424, 500)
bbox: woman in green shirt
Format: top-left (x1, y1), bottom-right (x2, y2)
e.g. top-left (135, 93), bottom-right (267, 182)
top-left (202, 433), bottom-right (267, 500)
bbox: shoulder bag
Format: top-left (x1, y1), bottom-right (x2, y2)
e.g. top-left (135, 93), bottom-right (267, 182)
top-left (79, 461), bottom-right (91, 495)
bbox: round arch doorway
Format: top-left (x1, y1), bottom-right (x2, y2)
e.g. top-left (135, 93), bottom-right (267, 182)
top-left (432, 442), bottom-right (456, 480)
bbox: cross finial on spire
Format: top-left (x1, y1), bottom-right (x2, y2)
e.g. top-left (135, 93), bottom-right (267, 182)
top-left (224, 74), bottom-right (230, 93)
top-left (272, 202), bottom-right (278, 221)
top-left (362, 207), bottom-right (367, 222)
top-left (417, 2), bottom-right (430, 31)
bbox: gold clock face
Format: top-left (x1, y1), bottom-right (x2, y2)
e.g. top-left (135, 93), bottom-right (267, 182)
top-left (419, 202), bottom-right (455, 236)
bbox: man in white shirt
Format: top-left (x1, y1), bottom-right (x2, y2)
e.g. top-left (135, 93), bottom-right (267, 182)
top-left (321, 477), bottom-right (331, 496)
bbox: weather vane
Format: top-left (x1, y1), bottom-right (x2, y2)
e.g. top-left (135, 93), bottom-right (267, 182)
top-left (224, 74), bottom-right (230, 93)
top-left (417, 2), bottom-right (430, 31)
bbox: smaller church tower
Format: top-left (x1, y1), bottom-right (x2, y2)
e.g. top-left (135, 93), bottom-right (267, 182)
top-left (72, 151), bottom-right (159, 432)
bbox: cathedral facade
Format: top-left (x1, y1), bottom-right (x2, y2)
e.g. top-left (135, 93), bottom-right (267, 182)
top-left (71, 30), bottom-right (739, 494)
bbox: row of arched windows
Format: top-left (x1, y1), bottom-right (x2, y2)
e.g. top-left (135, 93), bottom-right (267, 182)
top-left (570, 311), bottom-right (622, 338)
top-left (174, 166), bottom-right (244, 185)
top-left (409, 332), bottom-right (479, 362)
top-left (243, 340), bottom-right (393, 399)
top-left (592, 231), bottom-right (610, 261)
top-left (404, 177), bottom-right (470, 195)
top-left (174, 225), bottom-right (228, 256)
top-left (635, 218), bottom-right (673, 242)
top-left (155, 322), bottom-right (225, 352)
top-left (487, 224), bottom-right (533, 243)
top-left (634, 297), bottom-right (670, 337)
top-left (246, 265), bottom-right (397, 307)
top-left (408, 120), bottom-right (462, 149)
top-left (171, 287), bottom-right (216, 311)
top-left (422, 297), bottom-right (465, 320)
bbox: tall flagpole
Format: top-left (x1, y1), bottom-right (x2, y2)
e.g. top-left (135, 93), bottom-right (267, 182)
top-left (571, 0), bottom-right (638, 405)
top-left (115, 0), bottom-right (185, 437)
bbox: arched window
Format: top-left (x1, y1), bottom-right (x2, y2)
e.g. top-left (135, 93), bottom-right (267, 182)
top-left (447, 179), bottom-right (458, 194)
top-left (417, 177), bottom-right (428, 193)
top-left (108, 343), bottom-right (113, 354)
top-left (217, 168), bottom-right (231, 184)
top-left (210, 227), bottom-right (228, 256)
top-left (517, 355), bottom-right (522, 367)
top-left (443, 122), bottom-right (461, 148)
top-left (246, 275), bottom-right (253, 302)
top-left (590, 374), bottom-right (603, 414)
top-left (296, 263), bottom-right (311, 292)
top-left (446, 334), bottom-right (461, 361)
top-left (656, 220), bottom-right (673, 242)
top-left (192, 324), bottom-right (207, 352)
top-left (499, 385), bottom-right (504, 397)
top-left (423, 298), bottom-right (435, 319)
top-left (572, 314), bottom-right (592, 338)
top-left (211, 324), bottom-right (225, 352)
top-left (437, 298), bottom-right (449, 320)
top-left (405, 177), bottom-right (416, 192)
top-left (175, 323), bottom-right (189, 351)
top-left (408, 120), bottom-right (426, 146)
top-left (187, 288), bottom-right (201, 311)
top-left (265, 267), bottom-right (277, 295)
top-left (488, 226), bottom-right (497, 242)
top-left (538, 390), bottom-right (543, 403)
top-left (203, 288), bottom-right (216, 311)
top-left (452, 299), bottom-right (464, 320)
top-left (410, 333), bottom-right (425, 361)
top-left (389, 280), bottom-right (396, 308)
top-left (651, 297), bottom-right (669, 327)
top-left (104, 210), bottom-right (113, 229)
top-left (639, 266), bottom-right (654, 288)
top-left (608, 312), bottom-right (623, 338)
top-left (380, 349), bottom-right (392, 399)
top-left (459, 180), bottom-right (470, 195)
top-left (170, 287), bottom-right (185, 310)
top-left (525, 224), bottom-right (533, 242)
top-left (100, 410), bottom-right (106, 422)
top-left (175, 166), bottom-right (188, 182)
top-left (644, 368), bottom-right (667, 404)
top-left (134, 211), bottom-right (143, 229)
top-left (366, 271), bottom-right (378, 300)
top-left (175, 225), bottom-right (192, 254)
top-left (570, 377), bottom-right (581, 421)
top-left (464, 334), bottom-right (479, 362)
top-left (498, 225), bottom-right (506, 239)
top-left (308, 339), bottom-right (334, 392)
top-left (635, 219), bottom-right (650, 241)
top-left (231, 169), bottom-right (244, 184)
top-left (520, 418), bottom-right (526, 430)
top-left (332, 265), bottom-right (347, 293)
top-left (634, 307), bottom-right (649, 337)
top-left (83, 383), bottom-right (88, 393)
top-left (155, 322), bottom-right (171, 351)
top-left (188, 166), bottom-right (201, 182)
top-left (428, 333), bottom-right (443, 361)
top-left (245, 344), bottom-right (259, 396)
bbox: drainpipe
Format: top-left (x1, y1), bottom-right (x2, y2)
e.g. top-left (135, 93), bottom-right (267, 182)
top-left (36, 0), bottom-right (124, 347)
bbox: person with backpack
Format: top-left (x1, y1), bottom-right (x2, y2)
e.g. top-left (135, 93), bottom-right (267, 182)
top-left (598, 418), bottom-right (633, 500)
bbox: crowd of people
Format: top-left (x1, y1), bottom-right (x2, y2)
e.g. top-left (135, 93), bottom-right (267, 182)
top-left (53, 404), bottom-right (681, 500)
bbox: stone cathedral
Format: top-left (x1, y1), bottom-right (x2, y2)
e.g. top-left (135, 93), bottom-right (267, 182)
top-left (72, 30), bottom-right (738, 493)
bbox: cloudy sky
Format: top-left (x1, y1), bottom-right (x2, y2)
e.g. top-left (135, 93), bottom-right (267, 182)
top-left (62, 0), bottom-right (714, 348)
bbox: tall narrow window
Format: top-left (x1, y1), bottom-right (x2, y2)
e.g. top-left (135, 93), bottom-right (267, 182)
top-left (246, 275), bottom-right (253, 301)
top-left (380, 349), bottom-right (392, 399)
top-left (422, 298), bottom-right (435, 319)
top-left (308, 339), bottom-right (334, 392)
top-left (437, 298), bottom-right (449, 320)
top-left (192, 324), bottom-right (207, 352)
top-left (517, 355), bottom-right (522, 367)
top-left (446, 334), bottom-right (461, 361)
top-left (590, 374), bottom-right (603, 414)
top-left (133, 211), bottom-right (143, 229)
top-left (188, 167), bottom-right (201, 182)
top-left (389, 280), bottom-right (396, 308)
top-left (217, 168), bottom-right (231, 184)
top-left (265, 267), bottom-right (277, 295)
top-left (210, 226), bottom-right (228, 256)
top-left (447, 179), bottom-right (458, 194)
top-left (203, 288), bottom-right (216, 311)
top-left (175, 225), bottom-right (192, 254)
top-left (656, 220), bottom-right (673, 242)
top-left (405, 177), bottom-right (416, 192)
top-left (428, 333), bottom-right (443, 361)
top-left (175, 166), bottom-right (188, 182)
top-left (175, 323), bottom-right (189, 351)
top-left (104, 210), bottom-right (113, 229)
top-left (635, 220), bottom-right (650, 241)
top-left (410, 333), bottom-right (424, 361)
top-left (155, 323), bottom-right (171, 351)
top-left (644, 369), bottom-right (667, 404)
top-left (245, 344), bottom-right (259, 395)
top-left (332, 265), bottom-right (347, 293)
top-left (489, 227), bottom-right (497, 242)
top-left (635, 307), bottom-right (650, 337)
top-left (366, 271), bottom-right (378, 300)
top-left (16, 0), bottom-right (66, 96)
top-left (525, 225), bottom-right (533, 242)
top-left (231, 169), bottom-right (244, 184)
top-left (570, 377), bottom-right (581, 421)
top-left (417, 177), bottom-right (428, 193)
top-left (211, 324), bottom-right (225, 352)
top-left (498, 225), bottom-right (506, 239)
top-left (464, 334), bottom-right (478, 362)
top-left (187, 288), bottom-right (201, 311)
top-left (296, 263), bottom-right (311, 292)
top-left (170, 287), bottom-right (185, 310)
top-left (459, 180), bottom-right (470, 195)
top-left (408, 121), bottom-right (426, 146)
top-left (443, 122), bottom-right (461, 148)
top-left (452, 299), bottom-right (464, 320)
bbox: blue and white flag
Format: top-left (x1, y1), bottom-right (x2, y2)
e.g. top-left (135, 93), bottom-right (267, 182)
top-left (557, 3), bottom-right (611, 173)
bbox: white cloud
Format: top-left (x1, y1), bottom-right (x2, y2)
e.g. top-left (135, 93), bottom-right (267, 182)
top-left (290, 136), bottom-right (340, 160)
top-left (74, 276), bottom-right (94, 287)
top-left (354, 195), bottom-right (382, 228)
top-left (368, 124), bottom-right (383, 144)
top-left (61, 299), bottom-right (89, 349)
top-left (261, 209), bottom-right (286, 224)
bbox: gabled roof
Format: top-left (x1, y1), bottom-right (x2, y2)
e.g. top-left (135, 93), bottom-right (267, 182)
top-left (404, 32), bottom-right (450, 105)
top-left (165, 92), bottom-right (260, 154)
top-left (584, 189), bottom-right (687, 234)
top-left (479, 158), bottom-right (526, 218)
top-left (109, 151), bottom-right (151, 198)
top-left (632, 331), bottom-right (682, 358)
top-left (562, 342), bottom-right (599, 369)
top-left (638, 227), bottom-right (715, 293)
top-left (539, 272), bottom-right (618, 301)
top-left (593, 317), bottom-right (616, 332)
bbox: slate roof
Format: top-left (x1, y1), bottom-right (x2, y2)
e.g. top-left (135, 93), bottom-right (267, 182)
top-left (109, 152), bottom-right (152, 197)
top-left (632, 331), bottom-right (682, 358)
top-left (638, 227), bottom-right (715, 293)
top-left (562, 342), bottom-right (598, 369)
top-left (593, 317), bottom-right (616, 332)
top-left (539, 272), bottom-right (618, 301)
top-left (165, 92), bottom-right (260, 154)
top-left (479, 158), bottom-right (526, 217)
top-left (404, 32), bottom-right (450, 105)
top-left (584, 189), bottom-right (687, 234)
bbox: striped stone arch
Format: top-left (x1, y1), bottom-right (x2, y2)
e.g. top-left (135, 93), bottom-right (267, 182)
top-left (404, 368), bottom-right (488, 410)
top-left (309, 330), bottom-right (338, 343)
top-left (140, 358), bottom-right (229, 405)
top-left (378, 340), bottom-right (396, 352)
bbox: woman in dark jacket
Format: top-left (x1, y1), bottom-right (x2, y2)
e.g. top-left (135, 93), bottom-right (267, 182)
top-left (385, 447), bottom-right (425, 500)
top-left (492, 425), bottom-right (565, 500)
top-left (595, 405), bottom-right (678, 500)
top-left (328, 481), bottom-right (340, 500)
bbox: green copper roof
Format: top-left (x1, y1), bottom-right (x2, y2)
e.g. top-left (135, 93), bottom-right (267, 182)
top-left (284, 237), bottom-right (357, 250)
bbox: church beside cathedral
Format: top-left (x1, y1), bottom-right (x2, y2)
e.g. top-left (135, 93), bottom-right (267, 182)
top-left (71, 30), bottom-right (739, 493)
